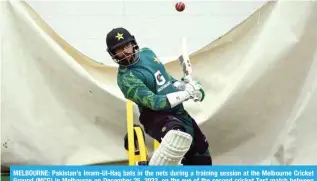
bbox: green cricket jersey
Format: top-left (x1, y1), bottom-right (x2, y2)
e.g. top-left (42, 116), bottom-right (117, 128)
top-left (117, 47), bottom-right (185, 114)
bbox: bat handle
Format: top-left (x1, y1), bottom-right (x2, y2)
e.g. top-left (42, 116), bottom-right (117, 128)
top-left (182, 75), bottom-right (193, 83)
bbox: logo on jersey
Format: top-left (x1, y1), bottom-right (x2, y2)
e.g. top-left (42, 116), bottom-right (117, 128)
top-left (153, 57), bottom-right (160, 63)
top-left (154, 70), bottom-right (166, 86)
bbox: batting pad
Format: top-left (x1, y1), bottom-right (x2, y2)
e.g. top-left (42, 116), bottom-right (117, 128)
top-left (149, 130), bottom-right (192, 165)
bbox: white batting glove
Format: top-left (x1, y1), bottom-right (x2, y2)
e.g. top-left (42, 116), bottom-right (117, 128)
top-left (191, 89), bottom-right (205, 102)
top-left (184, 80), bottom-right (205, 102)
top-left (173, 78), bottom-right (205, 102)
top-left (184, 81), bottom-right (202, 96)
top-left (173, 81), bottom-right (186, 91)
top-left (181, 75), bottom-right (193, 83)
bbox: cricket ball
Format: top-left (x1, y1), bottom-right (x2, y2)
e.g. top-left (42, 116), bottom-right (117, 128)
top-left (175, 2), bottom-right (185, 12)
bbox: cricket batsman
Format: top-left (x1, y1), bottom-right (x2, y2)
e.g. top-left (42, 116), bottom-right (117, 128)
top-left (105, 27), bottom-right (212, 165)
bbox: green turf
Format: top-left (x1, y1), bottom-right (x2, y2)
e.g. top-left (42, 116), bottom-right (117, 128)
top-left (1, 174), bottom-right (10, 181)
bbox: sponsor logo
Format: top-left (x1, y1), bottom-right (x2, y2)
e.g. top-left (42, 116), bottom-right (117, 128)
top-left (154, 70), bottom-right (166, 86)
top-left (157, 81), bottom-right (171, 92)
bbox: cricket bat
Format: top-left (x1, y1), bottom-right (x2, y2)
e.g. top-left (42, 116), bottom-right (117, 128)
top-left (178, 38), bottom-right (199, 101)
top-left (178, 38), bottom-right (193, 81)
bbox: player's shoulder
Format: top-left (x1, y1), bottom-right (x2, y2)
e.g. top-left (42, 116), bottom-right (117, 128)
top-left (117, 67), bottom-right (133, 87)
top-left (117, 66), bottom-right (131, 78)
top-left (140, 47), bottom-right (153, 52)
top-left (139, 47), bottom-right (156, 55)
top-left (117, 66), bottom-right (142, 80)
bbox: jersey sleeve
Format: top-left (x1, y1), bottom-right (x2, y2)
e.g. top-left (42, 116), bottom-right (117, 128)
top-left (117, 71), bottom-right (171, 111)
top-left (142, 47), bottom-right (178, 83)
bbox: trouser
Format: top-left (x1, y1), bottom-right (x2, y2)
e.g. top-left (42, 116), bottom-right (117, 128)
top-left (139, 110), bottom-right (212, 165)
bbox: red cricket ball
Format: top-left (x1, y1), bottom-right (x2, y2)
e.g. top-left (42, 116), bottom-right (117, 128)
top-left (175, 2), bottom-right (185, 12)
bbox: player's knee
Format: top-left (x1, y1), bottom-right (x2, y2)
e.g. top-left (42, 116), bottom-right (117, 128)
top-left (161, 116), bottom-right (186, 136)
top-left (140, 113), bottom-right (188, 143)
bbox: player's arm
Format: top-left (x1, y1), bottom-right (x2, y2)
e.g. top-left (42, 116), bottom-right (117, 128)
top-left (118, 71), bottom-right (195, 110)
